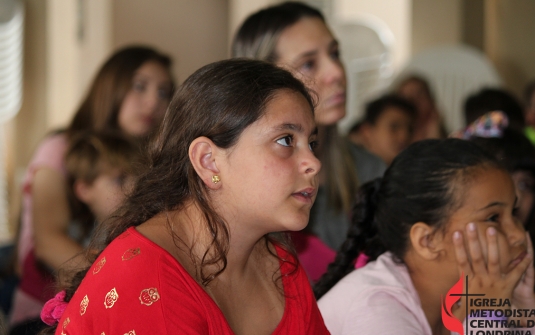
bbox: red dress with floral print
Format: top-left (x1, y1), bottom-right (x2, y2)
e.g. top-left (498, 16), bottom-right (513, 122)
top-left (54, 227), bottom-right (329, 334)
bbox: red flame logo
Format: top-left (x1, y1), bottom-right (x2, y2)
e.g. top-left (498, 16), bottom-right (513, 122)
top-left (441, 274), bottom-right (464, 335)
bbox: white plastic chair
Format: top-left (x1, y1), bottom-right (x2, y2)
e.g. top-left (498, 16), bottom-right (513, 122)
top-left (0, 0), bottom-right (23, 244)
top-left (331, 14), bottom-right (395, 133)
top-left (394, 45), bottom-right (502, 133)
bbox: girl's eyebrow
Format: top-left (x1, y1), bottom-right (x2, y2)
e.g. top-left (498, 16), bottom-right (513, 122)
top-left (478, 201), bottom-right (506, 211)
top-left (274, 123), bottom-right (318, 136)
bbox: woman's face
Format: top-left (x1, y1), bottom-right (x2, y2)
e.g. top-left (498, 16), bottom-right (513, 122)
top-left (275, 17), bottom-right (347, 126)
top-left (118, 61), bottom-right (173, 137)
top-left (216, 90), bottom-right (321, 234)
top-left (440, 168), bottom-right (527, 274)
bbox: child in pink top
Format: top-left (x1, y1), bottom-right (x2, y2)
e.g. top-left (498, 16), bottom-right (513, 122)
top-left (316, 139), bottom-right (535, 334)
top-left (10, 46), bottom-right (174, 329)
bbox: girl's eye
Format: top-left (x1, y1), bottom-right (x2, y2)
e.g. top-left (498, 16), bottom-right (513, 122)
top-left (309, 140), bottom-right (318, 152)
top-left (133, 82), bottom-right (146, 92)
top-left (486, 214), bottom-right (500, 223)
top-left (512, 207), bottom-right (520, 217)
top-left (276, 135), bottom-right (293, 147)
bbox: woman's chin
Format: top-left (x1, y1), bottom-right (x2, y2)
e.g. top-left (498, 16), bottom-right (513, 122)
top-left (315, 107), bottom-right (346, 126)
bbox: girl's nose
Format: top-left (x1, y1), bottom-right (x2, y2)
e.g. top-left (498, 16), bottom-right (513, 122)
top-left (302, 149), bottom-right (321, 175)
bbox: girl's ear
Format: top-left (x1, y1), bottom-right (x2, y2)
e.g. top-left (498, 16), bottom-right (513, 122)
top-left (74, 179), bottom-right (93, 204)
top-left (189, 136), bottom-right (222, 190)
top-left (409, 222), bottom-right (441, 261)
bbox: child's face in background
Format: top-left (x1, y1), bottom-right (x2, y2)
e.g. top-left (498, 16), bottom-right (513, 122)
top-left (441, 168), bottom-right (527, 275)
top-left (512, 170), bottom-right (535, 227)
top-left (363, 107), bottom-right (413, 165)
top-left (398, 80), bottom-right (433, 119)
top-left (79, 169), bottom-right (134, 223)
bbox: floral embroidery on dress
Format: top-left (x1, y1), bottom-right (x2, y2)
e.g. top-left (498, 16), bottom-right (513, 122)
top-left (104, 288), bottom-right (119, 309)
top-left (80, 295), bottom-right (89, 315)
top-left (93, 257), bottom-right (106, 274)
top-left (63, 317), bottom-right (70, 329)
top-left (139, 288), bottom-right (160, 306)
top-left (124, 331), bottom-right (136, 335)
top-left (122, 248), bottom-right (141, 261)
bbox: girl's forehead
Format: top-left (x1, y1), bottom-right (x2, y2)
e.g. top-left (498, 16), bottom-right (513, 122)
top-left (452, 167), bottom-right (515, 212)
top-left (261, 92), bottom-right (314, 122)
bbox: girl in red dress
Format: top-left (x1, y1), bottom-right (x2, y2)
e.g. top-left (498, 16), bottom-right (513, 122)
top-left (41, 59), bottom-right (330, 335)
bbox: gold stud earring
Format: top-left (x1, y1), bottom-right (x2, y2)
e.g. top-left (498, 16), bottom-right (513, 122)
top-left (212, 175), bottom-right (220, 184)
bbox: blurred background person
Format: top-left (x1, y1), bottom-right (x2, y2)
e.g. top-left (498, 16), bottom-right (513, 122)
top-left (10, 131), bottom-right (140, 335)
top-left (464, 87), bottom-right (525, 131)
top-left (395, 75), bottom-right (447, 142)
top-left (232, 1), bottom-right (386, 281)
top-left (523, 80), bottom-right (535, 144)
top-left (349, 94), bottom-right (416, 165)
top-left (9, 46), bottom-right (173, 332)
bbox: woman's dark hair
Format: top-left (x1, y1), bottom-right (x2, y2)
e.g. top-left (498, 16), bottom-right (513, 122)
top-left (43, 59), bottom-right (314, 333)
top-left (363, 94), bottom-right (417, 125)
top-left (464, 88), bottom-right (525, 131)
top-left (66, 45), bottom-right (173, 139)
top-left (232, 1), bottom-right (324, 61)
top-left (314, 139), bottom-right (502, 298)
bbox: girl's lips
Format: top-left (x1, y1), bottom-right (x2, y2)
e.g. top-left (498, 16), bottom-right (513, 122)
top-left (292, 188), bottom-right (316, 204)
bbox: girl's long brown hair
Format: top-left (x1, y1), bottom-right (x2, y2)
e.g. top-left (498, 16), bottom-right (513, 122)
top-left (43, 58), bottom-right (312, 333)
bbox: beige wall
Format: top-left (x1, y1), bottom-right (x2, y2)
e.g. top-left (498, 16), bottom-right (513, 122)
top-left (113, 0), bottom-right (229, 84)
top-left (485, 0), bottom-right (535, 98)
top-left (229, 0), bottom-right (273, 46)
top-left (411, 0), bottom-right (462, 55)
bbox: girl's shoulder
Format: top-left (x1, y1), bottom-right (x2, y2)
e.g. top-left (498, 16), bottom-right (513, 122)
top-left (318, 252), bottom-right (416, 309)
top-left (318, 253), bottom-right (431, 335)
top-left (56, 227), bottom-right (216, 334)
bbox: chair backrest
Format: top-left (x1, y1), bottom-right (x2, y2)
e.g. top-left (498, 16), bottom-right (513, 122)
top-left (394, 45), bottom-right (502, 133)
top-left (332, 15), bottom-right (395, 133)
top-left (0, 0), bottom-right (24, 123)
